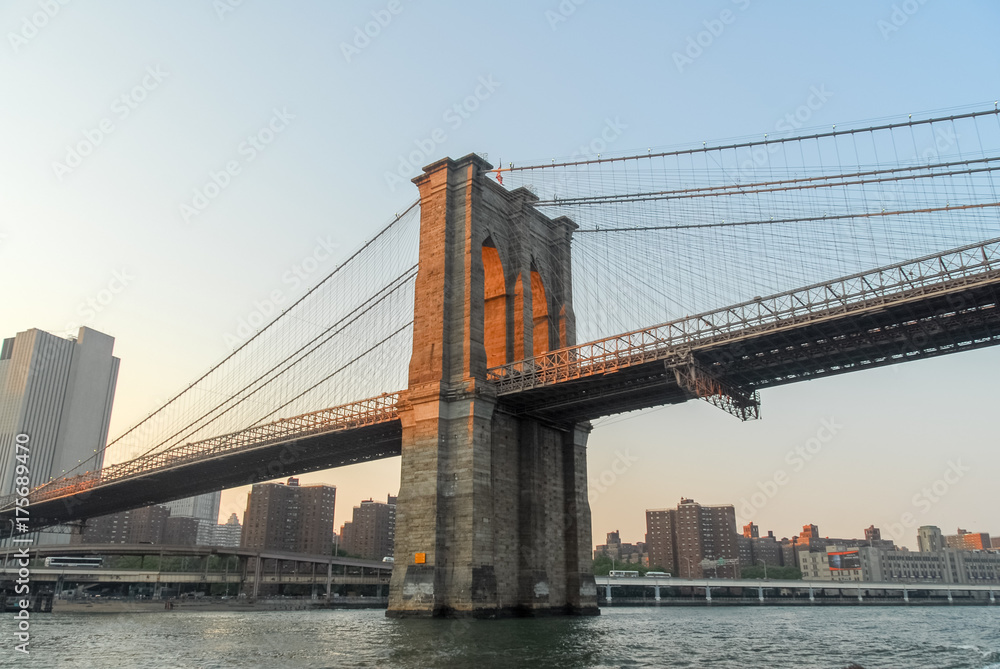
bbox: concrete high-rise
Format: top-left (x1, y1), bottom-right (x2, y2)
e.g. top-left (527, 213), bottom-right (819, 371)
top-left (340, 494), bottom-right (397, 560)
top-left (164, 491), bottom-right (221, 524)
top-left (0, 327), bottom-right (119, 496)
top-left (646, 498), bottom-right (740, 578)
top-left (946, 528), bottom-right (992, 551)
top-left (240, 477), bottom-right (336, 554)
top-left (209, 513), bottom-right (243, 548)
top-left (163, 491), bottom-right (221, 544)
top-left (918, 526), bottom-right (946, 552)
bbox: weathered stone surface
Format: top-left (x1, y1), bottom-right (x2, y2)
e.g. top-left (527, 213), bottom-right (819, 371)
top-left (387, 154), bottom-right (597, 617)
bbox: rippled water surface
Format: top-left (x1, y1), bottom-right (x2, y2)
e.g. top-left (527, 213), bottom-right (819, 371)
top-left (1, 606), bottom-right (998, 668)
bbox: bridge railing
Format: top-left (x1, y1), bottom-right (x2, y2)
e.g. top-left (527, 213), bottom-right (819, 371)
top-left (1, 392), bottom-right (401, 510)
top-left (487, 236), bottom-right (1000, 393)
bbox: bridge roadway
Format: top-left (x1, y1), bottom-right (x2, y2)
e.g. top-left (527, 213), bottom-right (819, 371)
top-left (1, 543), bottom-right (391, 572)
top-left (597, 576), bottom-right (1000, 601)
top-left (0, 544), bottom-right (391, 594)
top-left (0, 568), bottom-right (387, 586)
top-left (3, 238), bottom-right (1000, 533)
top-left (491, 237), bottom-right (1000, 421)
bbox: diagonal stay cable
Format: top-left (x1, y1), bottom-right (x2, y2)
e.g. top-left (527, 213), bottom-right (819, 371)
top-left (247, 321), bottom-right (414, 427)
top-left (149, 265), bottom-right (418, 457)
top-left (35, 201), bottom-right (419, 492)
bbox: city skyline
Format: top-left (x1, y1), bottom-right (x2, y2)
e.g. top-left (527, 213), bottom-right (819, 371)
top-left (2, 2), bottom-right (999, 544)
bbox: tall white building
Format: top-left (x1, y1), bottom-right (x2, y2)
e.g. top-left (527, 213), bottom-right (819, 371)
top-left (163, 491), bottom-right (222, 544)
top-left (204, 513), bottom-right (243, 547)
top-left (0, 327), bottom-right (119, 494)
top-left (0, 327), bottom-right (119, 544)
top-left (164, 491), bottom-right (221, 524)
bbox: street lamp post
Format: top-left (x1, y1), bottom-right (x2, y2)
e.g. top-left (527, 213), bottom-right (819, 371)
top-left (683, 557), bottom-right (693, 579)
top-left (758, 559), bottom-right (768, 580)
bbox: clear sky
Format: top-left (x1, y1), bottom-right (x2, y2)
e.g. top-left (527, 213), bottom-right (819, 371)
top-left (1, 1), bottom-right (998, 549)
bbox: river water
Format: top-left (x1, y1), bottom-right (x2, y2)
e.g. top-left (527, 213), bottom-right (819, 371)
top-left (1, 606), bottom-right (998, 668)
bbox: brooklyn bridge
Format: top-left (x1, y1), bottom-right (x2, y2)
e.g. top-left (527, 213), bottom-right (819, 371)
top-left (4, 106), bottom-right (1000, 618)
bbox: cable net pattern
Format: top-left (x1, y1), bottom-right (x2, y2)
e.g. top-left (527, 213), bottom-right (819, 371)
top-left (91, 204), bottom-right (420, 476)
top-left (499, 106), bottom-right (1000, 344)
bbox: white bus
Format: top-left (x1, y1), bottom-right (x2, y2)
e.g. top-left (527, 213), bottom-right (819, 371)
top-left (44, 556), bottom-right (103, 568)
top-left (646, 571), bottom-right (672, 578)
top-left (608, 570), bottom-right (640, 577)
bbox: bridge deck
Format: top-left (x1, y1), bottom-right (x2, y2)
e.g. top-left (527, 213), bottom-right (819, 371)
top-left (5, 239), bottom-right (1000, 533)
top-left (1, 396), bottom-right (401, 531)
top-left (596, 575), bottom-right (1000, 593)
top-left (490, 237), bottom-right (1000, 422)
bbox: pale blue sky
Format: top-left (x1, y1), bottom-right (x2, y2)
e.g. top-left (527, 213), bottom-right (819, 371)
top-left (1, 1), bottom-right (997, 547)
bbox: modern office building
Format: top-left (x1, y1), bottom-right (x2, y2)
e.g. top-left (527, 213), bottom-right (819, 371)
top-left (0, 327), bottom-right (119, 502)
top-left (162, 491), bottom-right (221, 545)
top-left (204, 513), bottom-right (243, 548)
top-left (339, 494), bottom-right (396, 561)
top-left (241, 477), bottom-right (336, 554)
top-left (645, 498), bottom-right (739, 578)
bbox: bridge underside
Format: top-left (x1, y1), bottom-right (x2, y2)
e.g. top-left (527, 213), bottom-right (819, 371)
top-left (497, 279), bottom-right (1000, 423)
top-left (3, 422), bottom-right (401, 535)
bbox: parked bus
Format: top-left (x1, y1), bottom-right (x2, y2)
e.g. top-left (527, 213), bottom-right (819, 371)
top-left (44, 556), bottom-right (103, 568)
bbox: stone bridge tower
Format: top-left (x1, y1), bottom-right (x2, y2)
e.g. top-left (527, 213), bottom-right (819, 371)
top-left (387, 154), bottom-right (598, 617)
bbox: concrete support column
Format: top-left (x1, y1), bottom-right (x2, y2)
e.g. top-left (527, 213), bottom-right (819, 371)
top-left (605, 584), bottom-right (612, 602)
top-left (903, 587), bottom-right (909, 603)
top-left (758, 586), bottom-right (764, 602)
top-left (387, 154), bottom-right (595, 618)
top-left (808, 587), bottom-right (815, 602)
top-left (990, 590), bottom-right (995, 604)
top-left (654, 585), bottom-right (660, 602)
top-left (705, 586), bottom-right (712, 603)
top-left (947, 590), bottom-right (953, 604)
